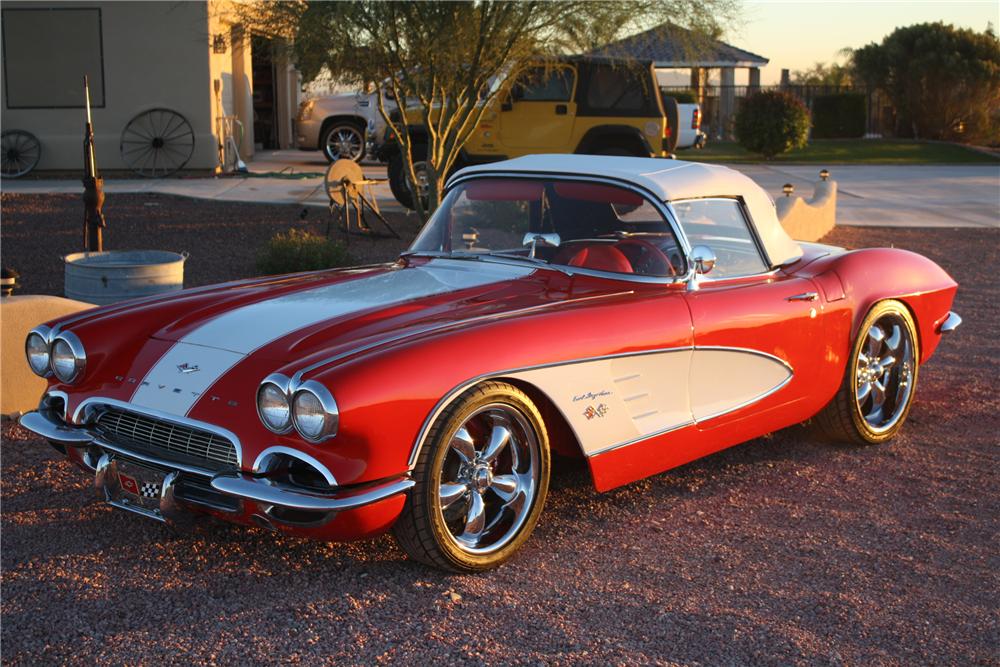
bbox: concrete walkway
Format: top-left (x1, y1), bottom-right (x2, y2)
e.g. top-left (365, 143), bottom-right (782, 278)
top-left (3, 150), bottom-right (998, 228)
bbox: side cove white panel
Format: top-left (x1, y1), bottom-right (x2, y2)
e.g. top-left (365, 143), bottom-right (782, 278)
top-left (506, 347), bottom-right (793, 457)
top-left (508, 350), bottom-right (694, 456)
top-left (689, 348), bottom-right (792, 421)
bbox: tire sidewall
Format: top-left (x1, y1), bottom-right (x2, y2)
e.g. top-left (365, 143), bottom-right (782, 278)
top-left (417, 384), bottom-right (550, 572)
top-left (322, 122), bottom-right (364, 163)
top-left (848, 300), bottom-right (920, 444)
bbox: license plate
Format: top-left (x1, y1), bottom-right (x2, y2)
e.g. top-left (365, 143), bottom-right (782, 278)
top-left (111, 460), bottom-right (166, 513)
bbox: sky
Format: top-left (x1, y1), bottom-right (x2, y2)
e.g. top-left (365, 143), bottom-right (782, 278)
top-left (721, 0), bottom-right (999, 84)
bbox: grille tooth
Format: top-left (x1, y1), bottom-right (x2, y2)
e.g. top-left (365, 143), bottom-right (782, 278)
top-left (94, 408), bottom-right (238, 469)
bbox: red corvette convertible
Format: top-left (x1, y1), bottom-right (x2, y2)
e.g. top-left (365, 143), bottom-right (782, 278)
top-left (20, 155), bottom-right (960, 572)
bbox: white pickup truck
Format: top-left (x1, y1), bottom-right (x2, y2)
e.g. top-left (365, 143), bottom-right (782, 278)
top-left (660, 93), bottom-right (707, 151)
top-left (675, 102), bottom-right (707, 150)
top-left (295, 90), bottom-right (396, 162)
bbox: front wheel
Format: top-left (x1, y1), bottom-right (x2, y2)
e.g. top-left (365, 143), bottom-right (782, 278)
top-left (321, 122), bottom-right (365, 163)
top-left (387, 146), bottom-right (430, 210)
top-left (815, 300), bottom-right (919, 445)
top-left (393, 381), bottom-right (550, 572)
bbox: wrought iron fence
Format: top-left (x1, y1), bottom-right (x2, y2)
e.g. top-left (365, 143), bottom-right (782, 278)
top-left (660, 84), bottom-right (894, 140)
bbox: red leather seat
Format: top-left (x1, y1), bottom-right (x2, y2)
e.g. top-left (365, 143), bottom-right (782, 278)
top-left (554, 244), bottom-right (633, 273)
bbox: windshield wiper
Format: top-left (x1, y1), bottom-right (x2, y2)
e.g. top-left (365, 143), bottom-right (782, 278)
top-left (479, 252), bottom-right (572, 275)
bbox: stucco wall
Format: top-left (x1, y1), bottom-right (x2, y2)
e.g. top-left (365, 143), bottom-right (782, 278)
top-left (1, 1), bottom-right (219, 171)
top-left (1, 296), bottom-right (94, 417)
top-left (776, 179), bottom-right (838, 243)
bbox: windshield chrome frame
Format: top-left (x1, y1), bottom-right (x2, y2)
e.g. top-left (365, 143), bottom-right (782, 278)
top-left (421, 171), bottom-right (695, 286)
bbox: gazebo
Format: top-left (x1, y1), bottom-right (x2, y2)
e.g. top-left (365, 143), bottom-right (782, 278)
top-left (591, 23), bottom-right (769, 138)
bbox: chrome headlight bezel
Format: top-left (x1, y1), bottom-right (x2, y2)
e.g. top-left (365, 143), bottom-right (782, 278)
top-left (291, 380), bottom-right (339, 443)
top-left (25, 325), bottom-right (53, 378)
top-left (50, 331), bottom-right (86, 384)
top-left (256, 374), bottom-right (294, 434)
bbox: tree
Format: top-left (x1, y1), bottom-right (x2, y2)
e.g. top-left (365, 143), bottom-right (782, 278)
top-left (849, 22), bottom-right (1000, 142)
top-left (791, 61), bottom-right (853, 87)
top-left (734, 91), bottom-right (810, 159)
top-left (239, 1), bottom-right (737, 220)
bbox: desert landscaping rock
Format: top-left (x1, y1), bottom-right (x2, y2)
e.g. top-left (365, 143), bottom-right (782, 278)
top-left (1, 197), bottom-right (997, 664)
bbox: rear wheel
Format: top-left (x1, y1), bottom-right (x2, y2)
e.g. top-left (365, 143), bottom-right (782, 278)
top-left (393, 381), bottom-right (550, 572)
top-left (815, 300), bottom-right (919, 444)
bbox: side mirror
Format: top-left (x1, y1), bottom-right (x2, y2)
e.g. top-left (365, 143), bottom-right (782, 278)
top-left (690, 245), bottom-right (716, 275)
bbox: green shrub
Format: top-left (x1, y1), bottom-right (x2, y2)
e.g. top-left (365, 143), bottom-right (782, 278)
top-left (734, 90), bottom-right (811, 158)
top-left (811, 93), bottom-right (866, 138)
top-left (256, 229), bottom-right (352, 275)
top-left (663, 89), bottom-right (698, 104)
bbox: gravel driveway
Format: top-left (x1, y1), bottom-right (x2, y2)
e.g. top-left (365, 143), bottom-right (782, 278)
top-left (1, 195), bottom-right (997, 665)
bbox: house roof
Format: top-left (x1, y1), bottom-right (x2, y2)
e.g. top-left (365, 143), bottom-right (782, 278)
top-left (451, 154), bottom-right (802, 268)
top-left (589, 23), bottom-right (769, 69)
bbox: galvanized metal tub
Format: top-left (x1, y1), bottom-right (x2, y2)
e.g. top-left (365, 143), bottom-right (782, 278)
top-left (64, 250), bottom-right (187, 305)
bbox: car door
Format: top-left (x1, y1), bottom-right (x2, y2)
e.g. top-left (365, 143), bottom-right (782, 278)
top-left (672, 198), bottom-right (826, 429)
top-left (497, 65), bottom-right (577, 152)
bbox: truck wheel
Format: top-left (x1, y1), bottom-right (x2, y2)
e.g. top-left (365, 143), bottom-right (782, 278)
top-left (388, 145), bottom-right (429, 210)
top-left (321, 121), bottom-right (365, 163)
top-left (393, 381), bottom-right (550, 572)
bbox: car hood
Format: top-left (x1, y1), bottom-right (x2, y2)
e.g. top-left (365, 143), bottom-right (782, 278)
top-left (147, 258), bottom-right (571, 364)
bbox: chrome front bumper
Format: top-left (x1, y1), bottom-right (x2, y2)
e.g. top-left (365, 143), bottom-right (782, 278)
top-left (938, 311), bottom-right (962, 334)
top-left (18, 408), bottom-right (413, 526)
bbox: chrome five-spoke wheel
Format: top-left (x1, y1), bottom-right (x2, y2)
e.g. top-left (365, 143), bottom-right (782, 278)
top-left (394, 382), bottom-right (550, 572)
top-left (816, 299), bottom-right (920, 445)
top-left (438, 405), bottom-right (539, 554)
top-left (855, 315), bottom-right (915, 434)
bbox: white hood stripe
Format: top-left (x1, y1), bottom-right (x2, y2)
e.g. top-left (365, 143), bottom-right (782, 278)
top-left (130, 260), bottom-right (532, 416)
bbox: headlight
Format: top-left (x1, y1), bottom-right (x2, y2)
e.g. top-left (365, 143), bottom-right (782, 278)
top-left (25, 327), bottom-right (52, 377)
top-left (292, 381), bottom-right (339, 443)
top-left (257, 378), bottom-right (292, 433)
top-left (50, 332), bottom-right (86, 383)
top-left (298, 99), bottom-right (315, 121)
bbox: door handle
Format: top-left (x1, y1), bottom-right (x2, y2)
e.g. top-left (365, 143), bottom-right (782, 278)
top-left (555, 104), bottom-right (567, 115)
top-left (786, 292), bottom-right (818, 302)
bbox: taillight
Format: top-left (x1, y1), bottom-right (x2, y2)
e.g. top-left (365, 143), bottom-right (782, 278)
top-left (663, 123), bottom-right (671, 139)
top-left (692, 108), bottom-right (701, 130)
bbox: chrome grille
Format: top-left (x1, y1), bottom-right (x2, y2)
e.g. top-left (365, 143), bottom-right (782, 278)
top-left (94, 408), bottom-right (238, 470)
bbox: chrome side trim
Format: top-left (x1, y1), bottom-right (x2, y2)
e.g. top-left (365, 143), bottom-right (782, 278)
top-left (291, 290), bottom-right (635, 381)
top-left (938, 311), bottom-right (961, 334)
top-left (406, 345), bottom-right (795, 468)
top-left (210, 474), bottom-right (414, 512)
top-left (72, 396), bottom-right (244, 467)
top-left (587, 419), bottom-right (696, 457)
top-left (253, 446), bottom-right (338, 486)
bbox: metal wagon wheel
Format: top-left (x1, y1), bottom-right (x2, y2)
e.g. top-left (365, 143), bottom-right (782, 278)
top-left (1, 130), bottom-right (41, 178)
top-left (120, 108), bottom-right (195, 177)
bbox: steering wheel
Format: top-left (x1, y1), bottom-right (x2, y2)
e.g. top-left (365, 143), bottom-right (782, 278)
top-left (613, 238), bottom-right (676, 276)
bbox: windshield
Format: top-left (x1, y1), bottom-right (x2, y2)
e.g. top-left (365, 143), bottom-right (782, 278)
top-left (409, 178), bottom-right (685, 278)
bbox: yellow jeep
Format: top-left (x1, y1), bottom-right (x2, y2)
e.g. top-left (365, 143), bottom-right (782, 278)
top-left (377, 57), bottom-right (674, 209)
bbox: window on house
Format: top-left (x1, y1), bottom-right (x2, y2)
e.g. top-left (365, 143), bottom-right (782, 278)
top-left (2, 8), bottom-right (105, 108)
